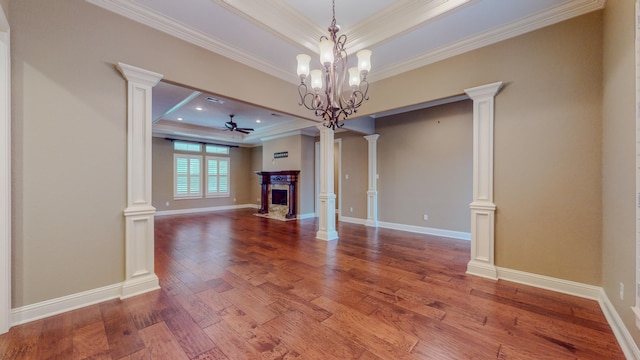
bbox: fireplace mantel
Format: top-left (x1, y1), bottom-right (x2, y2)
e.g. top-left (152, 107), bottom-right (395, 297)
top-left (256, 171), bottom-right (300, 219)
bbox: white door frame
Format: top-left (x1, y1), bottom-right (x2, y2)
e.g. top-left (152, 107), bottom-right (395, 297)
top-left (0, 3), bottom-right (11, 334)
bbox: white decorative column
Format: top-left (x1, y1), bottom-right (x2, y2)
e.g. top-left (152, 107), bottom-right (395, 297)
top-left (316, 124), bottom-right (338, 241)
top-left (464, 81), bottom-right (503, 280)
top-left (117, 63), bottom-right (162, 298)
top-left (364, 134), bottom-right (379, 227)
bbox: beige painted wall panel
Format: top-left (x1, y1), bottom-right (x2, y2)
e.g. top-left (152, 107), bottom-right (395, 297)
top-left (602, 0), bottom-right (638, 344)
top-left (0, 0), bottom-right (7, 21)
top-left (250, 146), bottom-right (263, 207)
top-left (262, 135), bottom-right (301, 172)
top-left (377, 101), bottom-right (473, 232)
top-left (11, 4), bottom-right (129, 305)
top-left (151, 138), bottom-right (254, 211)
top-left (336, 132), bottom-right (368, 219)
top-left (300, 135), bottom-right (316, 215)
top-left (488, 14), bottom-right (603, 285)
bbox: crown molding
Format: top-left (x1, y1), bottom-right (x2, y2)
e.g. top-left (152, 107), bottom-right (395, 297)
top-left (245, 118), bottom-right (318, 142)
top-left (214, 0), bottom-right (324, 54)
top-left (370, 0), bottom-right (605, 82)
top-left (86, 0), bottom-right (294, 83)
top-left (347, 0), bottom-right (475, 51)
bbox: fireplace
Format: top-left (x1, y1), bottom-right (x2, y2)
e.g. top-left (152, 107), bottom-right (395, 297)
top-left (256, 171), bottom-right (300, 219)
top-left (271, 189), bottom-right (288, 205)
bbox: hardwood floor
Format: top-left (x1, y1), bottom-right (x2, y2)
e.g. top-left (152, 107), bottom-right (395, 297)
top-left (0, 209), bottom-right (625, 359)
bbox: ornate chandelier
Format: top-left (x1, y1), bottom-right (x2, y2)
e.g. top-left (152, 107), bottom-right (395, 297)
top-left (295, 0), bottom-right (372, 130)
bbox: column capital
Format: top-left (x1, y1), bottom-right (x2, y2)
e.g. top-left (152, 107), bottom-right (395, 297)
top-left (117, 62), bottom-right (163, 86)
top-left (364, 134), bottom-right (380, 142)
top-left (464, 81), bottom-right (503, 101)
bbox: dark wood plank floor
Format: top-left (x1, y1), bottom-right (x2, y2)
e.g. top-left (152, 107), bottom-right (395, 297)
top-left (0, 209), bottom-right (625, 359)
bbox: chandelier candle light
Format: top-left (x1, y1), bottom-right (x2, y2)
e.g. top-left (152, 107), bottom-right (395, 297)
top-left (296, 0), bottom-right (372, 130)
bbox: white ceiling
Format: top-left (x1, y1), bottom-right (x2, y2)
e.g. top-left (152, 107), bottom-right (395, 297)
top-left (88, 0), bottom-right (605, 145)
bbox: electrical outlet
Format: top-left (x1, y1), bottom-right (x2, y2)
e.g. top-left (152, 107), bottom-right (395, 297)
top-left (350, 207), bottom-right (353, 212)
top-left (620, 282), bottom-right (625, 300)
top-left (233, 197), bottom-right (236, 202)
top-left (423, 214), bottom-right (429, 221)
top-left (165, 202), bottom-right (170, 207)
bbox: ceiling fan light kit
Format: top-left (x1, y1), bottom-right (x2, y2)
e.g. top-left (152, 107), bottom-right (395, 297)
top-left (224, 114), bottom-right (254, 135)
top-left (296, 0), bottom-right (372, 130)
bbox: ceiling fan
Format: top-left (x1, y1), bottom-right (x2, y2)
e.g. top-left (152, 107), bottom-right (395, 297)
top-left (224, 114), bottom-right (254, 134)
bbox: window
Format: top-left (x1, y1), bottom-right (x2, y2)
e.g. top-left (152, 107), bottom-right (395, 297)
top-left (206, 144), bottom-right (230, 155)
top-left (174, 141), bottom-right (202, 152)
top-left (174, 154), bottom-right (202, 198)
top-left (206, 156), bottom-right (230, 197)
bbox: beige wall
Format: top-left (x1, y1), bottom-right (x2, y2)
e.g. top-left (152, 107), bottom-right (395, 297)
top-left (151, 138), bottom-right (255, 211)
top-left (12, 1), bottom-right (128, 306)
top-left (602, 0), bottom-right (638, 344)
top-left (0, 0), bottom-right (7, 21)
top-left (300, 135), bottom-right (316, 215)
top-left (336, 132), bottom-right (369, 219)
top-left (250, 146), bottom-right (263, 206)
top-left (262, 135), bottom-right (302, 172)
top-left (377, 101), bottom-right (473, 231)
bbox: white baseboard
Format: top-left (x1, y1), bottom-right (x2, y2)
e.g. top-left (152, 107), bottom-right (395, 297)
top-left (121, 274), bottom-right (160, 299)
top-left (155, 203), bottom-right (259, 217)
top-left (339, 216), bottom-right (367, 225)
top-left (339, 216), bottom-right (471, 240)
top-left (11, 283), bottom-right (123, 326)
top-left (598, 290), bottom-right (640, 359)
top-left (495, 266), bottom-right (640, 359)
top-left (297, 213), bottom-right (316, 220)
top-left (378, 221), bottom-right (471, 240)
top-left (496, 266), bottom-right (601, 300)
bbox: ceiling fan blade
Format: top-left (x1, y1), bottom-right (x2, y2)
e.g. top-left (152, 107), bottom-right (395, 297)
top-left (237, 128), bottom-right (254, 132)
top-left (236, 129), bottom-right (250, 134)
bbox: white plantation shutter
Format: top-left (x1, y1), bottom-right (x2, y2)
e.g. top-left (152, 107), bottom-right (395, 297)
top-left (206, 156), bottom-right (230, 197)
top-left (174, 141), bottom-right (202, 152)
top-left (174, 154), bottom-right (202, 198)
top-left (205, 144), bottom-right (229, 154)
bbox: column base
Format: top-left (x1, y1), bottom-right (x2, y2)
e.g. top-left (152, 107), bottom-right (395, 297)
top-left (316, 229), bottom-right (339, 241)
top-left (365, 219), bottom-right (379, 227)
top-left (121, 273), bottom-right (160, 299)
top-left (466, 259), bottom-right (498, 280)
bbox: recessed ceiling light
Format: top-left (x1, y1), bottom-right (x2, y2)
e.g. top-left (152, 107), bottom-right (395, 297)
top-left (256, 119), bottom-right (261, 123)
top-left (177, 117), bottom-right (183, 121)
top-left (195, 107), bottom-right (203, 111)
